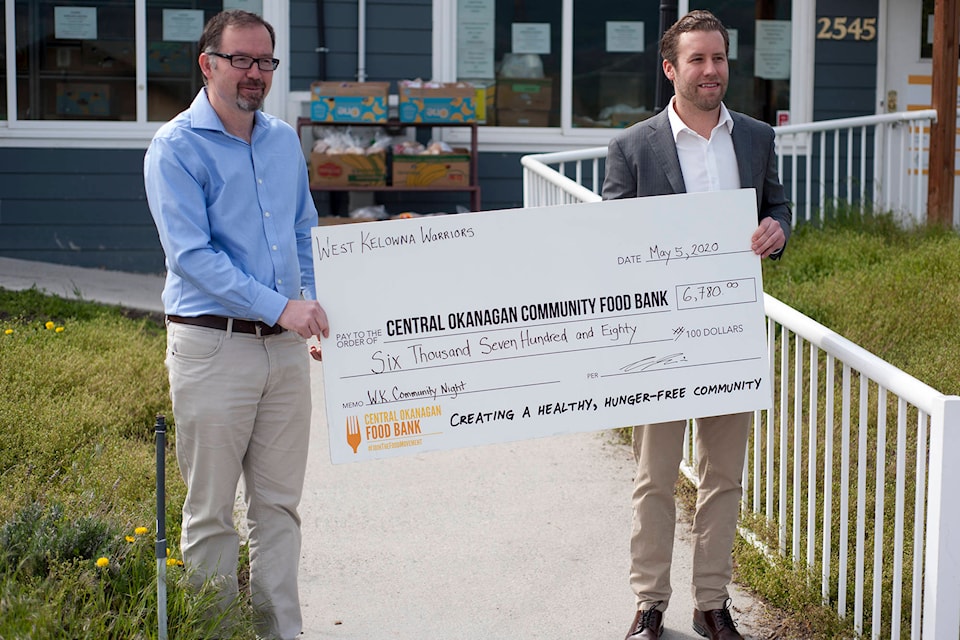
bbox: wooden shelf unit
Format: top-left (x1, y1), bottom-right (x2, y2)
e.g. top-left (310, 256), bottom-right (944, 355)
top-left (296, 117), bottom-right (481, 212)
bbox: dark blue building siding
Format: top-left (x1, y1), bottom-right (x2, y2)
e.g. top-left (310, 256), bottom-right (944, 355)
top-left (290, 0), bottom-right (433, 90)
top-left (0, 148), bottom-right (162, 273)
top-left (813, 0), bottom-right (878, 121)
top-left (787, 0), bottom-right (879, 216)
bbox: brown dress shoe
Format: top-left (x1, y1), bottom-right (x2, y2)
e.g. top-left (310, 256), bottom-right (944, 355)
top-left (624, 602), bottom-right (664, 639)
top-left (692, 598), bottom-right (744, 640)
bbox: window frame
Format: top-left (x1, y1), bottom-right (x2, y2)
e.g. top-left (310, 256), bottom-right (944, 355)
top-left (435, 0), bottom-right (815, 153)
top-left (0, 0), bottom-right (288, 149)
top-left (0, 0), bottom-right (816, 151)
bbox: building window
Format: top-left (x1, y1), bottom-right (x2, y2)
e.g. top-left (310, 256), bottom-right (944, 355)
top-left (920, 0), bottom-right (933, 59)
top-left (456, 0), bottom-right (561, 128)
top-left (146, 2), bottom-right (220, 122)
top-left (572, 3), bottom-right (660, 129)
top-left (15, 1), bottom-right (136, 120)
top-left (0, 4), bottom-right (5, 119)
top-left (448, 0), bottom-right (794, 132)
top-left (690, 0), bottom-right (792, 125)
top-left (5, 0), bottom-right (261, 128)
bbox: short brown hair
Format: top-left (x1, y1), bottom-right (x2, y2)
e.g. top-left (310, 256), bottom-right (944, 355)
top-left (659, 10), bottom-right (729, 66)
top-left (198, 9), bottom-right (276, 53)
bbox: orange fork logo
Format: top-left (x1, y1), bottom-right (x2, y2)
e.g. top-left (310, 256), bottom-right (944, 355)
top-left (346, 416), bottom-right (362, 454)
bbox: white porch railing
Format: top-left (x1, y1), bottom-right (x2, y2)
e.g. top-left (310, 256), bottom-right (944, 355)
top-left (774, 110), bottom-right (939, 226)
top-left (520, 113), bottom-right (960, 639)
top-left (741, 297), bottom-right (960, 640)
top-left (520, 109), bottom-right (942, 227)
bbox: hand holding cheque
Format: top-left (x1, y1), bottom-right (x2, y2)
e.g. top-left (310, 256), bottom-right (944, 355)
top-left (313, 189), bottom-right (771, 463)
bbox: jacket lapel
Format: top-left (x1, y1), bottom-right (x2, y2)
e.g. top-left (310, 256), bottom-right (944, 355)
top-left (730, 112), bottom-right (753, 190)
top-left (647, 110), bottom-right (686, 194)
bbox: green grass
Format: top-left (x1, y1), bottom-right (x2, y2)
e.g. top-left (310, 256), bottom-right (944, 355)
top-left (741, 212), bottom-right (960, 639)
top-left (1, 210), bottom-right (956, 638)
top-left (762, 214), bottom-right (960, 394)
top-left (0, 289), bottom-right (254, 639)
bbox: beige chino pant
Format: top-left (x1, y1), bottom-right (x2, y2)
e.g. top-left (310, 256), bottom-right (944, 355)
top-left (166, 321), bottom-right (311, 640)
top-left (630, 412), bottom-right (751, 612)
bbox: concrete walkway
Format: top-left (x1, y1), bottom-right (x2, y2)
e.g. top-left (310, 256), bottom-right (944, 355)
top-left (0, 256), bottom-right (773, 640)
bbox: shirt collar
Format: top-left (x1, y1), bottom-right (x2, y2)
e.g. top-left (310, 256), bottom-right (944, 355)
top-left (189, 88), bottom-right (266, 136)
top-left (666, 96), bottom-right (735, 141)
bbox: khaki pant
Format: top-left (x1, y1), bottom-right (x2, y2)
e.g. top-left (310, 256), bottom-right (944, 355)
top-left (630, 413), bottom-right (750, 612)
top-left (167, 321), bottom-right (311, 640)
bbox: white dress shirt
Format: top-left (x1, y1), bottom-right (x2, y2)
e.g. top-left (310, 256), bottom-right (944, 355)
top-left (666, 97), bottom-right (741, 193)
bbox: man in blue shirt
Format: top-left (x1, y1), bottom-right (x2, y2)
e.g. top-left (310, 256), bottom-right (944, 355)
top-left (143, 10), bottom-right (328, 639)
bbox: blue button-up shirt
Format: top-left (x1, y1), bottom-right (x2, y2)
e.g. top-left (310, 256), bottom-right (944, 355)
top-left (144, 88), bottom-right (317, 326)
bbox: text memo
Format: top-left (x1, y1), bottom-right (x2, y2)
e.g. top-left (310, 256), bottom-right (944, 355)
top-left (313, 189), bottom-right (772, 463)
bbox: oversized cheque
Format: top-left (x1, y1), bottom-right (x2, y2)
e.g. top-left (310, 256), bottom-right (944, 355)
top-left (313, 189), bottom-right (772, 463)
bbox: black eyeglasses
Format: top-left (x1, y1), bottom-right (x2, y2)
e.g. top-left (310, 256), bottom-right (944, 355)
top-left (207, 52), bottom-right (279, 71)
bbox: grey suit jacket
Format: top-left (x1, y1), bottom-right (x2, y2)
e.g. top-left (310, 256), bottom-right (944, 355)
top-left (601, 107), bottom-right (792, 254)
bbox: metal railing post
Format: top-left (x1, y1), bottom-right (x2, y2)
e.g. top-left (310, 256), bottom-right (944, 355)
top-left (922, 395), bottom-right (960, 639)
top-left (155, 414), bottom-right (168, 640)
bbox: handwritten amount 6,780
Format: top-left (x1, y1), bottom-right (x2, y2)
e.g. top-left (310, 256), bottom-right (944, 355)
top-left (675, 277), bottom-right (758, 310)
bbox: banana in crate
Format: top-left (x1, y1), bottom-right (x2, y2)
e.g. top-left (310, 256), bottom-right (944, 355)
top-left (308, 128), bottom-right (388, 187)
top-left (392, 140), bottom-right (470, 187)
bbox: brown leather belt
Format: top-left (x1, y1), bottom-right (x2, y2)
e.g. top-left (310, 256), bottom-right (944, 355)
top-left (166, 314), bottom-right (284, 336)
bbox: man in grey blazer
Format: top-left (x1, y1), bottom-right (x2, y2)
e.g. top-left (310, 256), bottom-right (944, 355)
top-left (602, 10), bottom-right (791, 640)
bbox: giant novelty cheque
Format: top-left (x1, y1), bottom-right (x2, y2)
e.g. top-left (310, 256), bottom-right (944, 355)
top-left (312, 189), bottom-right (772, 464)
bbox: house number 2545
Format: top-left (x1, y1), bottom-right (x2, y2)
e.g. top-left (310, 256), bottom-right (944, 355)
top-left (816, 16), bottom-right (877, 41)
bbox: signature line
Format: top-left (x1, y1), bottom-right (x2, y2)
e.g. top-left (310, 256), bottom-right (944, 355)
top-left (602, 356), bottom-right (761, 378)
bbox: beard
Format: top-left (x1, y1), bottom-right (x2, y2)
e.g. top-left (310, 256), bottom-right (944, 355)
top-left (675, 79), bottom-right (726, 113)
top-left (236, 82), bottom-right (266, 112)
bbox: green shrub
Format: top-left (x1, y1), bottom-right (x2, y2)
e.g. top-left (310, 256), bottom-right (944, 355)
top-left (0, 502), bottom-right (114, 578)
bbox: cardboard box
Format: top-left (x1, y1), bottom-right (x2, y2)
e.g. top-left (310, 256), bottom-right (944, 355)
top-left (392, 150), bottom-right (471, 187)
top-left (318, 216), bottom-right (377, 225)
top-left (463, 79), bottom-right (496, 123)
top-left (398, 81), bottom-right (476, 123)
top-left (56, 83), bottom-right (110, 117)
top-left (309, 151), bottom-right (386, 187)
top-left (310, 82), bottom-right (389, 123)
top-left (496, 108), bottom-right (549, 127)
top-left (496, 78), bottom-right (552, 111)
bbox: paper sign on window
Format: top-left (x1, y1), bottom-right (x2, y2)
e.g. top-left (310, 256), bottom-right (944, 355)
top-left (54, 7), bottom-right (97, 40)
top-left (606, 22), bottom-right (644, 53)
top-left (512, 23), bottom-right (551, 55)
top-left (163, 10), bottom-right (205, 43)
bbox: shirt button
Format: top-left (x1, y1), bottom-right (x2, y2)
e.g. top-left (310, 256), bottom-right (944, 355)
top-left (277, 279), bottom-right (283, 285)
top-left (272, 244), bottom-right (278, 251)
top-left (264, 211), bottom-right (271, 217)
top-left (258, 178), bottom-right (263, 185)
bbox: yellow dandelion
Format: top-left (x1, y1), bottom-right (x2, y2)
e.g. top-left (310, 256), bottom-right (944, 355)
top-left (166, 557), bottom-right (178, 566)
top-left (96, 557), bottom-right (109, 568)
top-left (125, 535), bottom-right (135, 543)
top-left (134, 526), bottom-right (148, 536)
top-left (4, 329), bottom-right (12, 335)
top-left (166, 548), bottom-right (171, 557)
top-left (45, 321), bottom-right (55, 330)
top-left (177, 559), bottom-right (184, 566)
top-left (55, 326), bottom-right (65, 333)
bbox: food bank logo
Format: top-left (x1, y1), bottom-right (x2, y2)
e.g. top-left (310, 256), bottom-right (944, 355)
top-left (345, 407), bottom-right (436, 455)
top-left (346, 415), bottom-right (361, 454)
